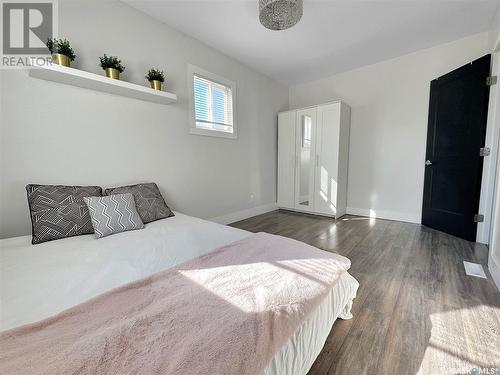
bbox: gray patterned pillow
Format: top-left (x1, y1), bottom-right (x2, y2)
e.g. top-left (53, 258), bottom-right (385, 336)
top-left (104, 183), bottom-right (174, 224)
top-left (26, 184), bottom-right (103, 244)
top-left (84, 193), bottom-right (144, 239)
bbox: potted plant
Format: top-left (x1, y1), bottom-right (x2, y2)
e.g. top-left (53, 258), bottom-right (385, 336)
top-left (46, 38), bottom-right (76, 67)
top-left (99, 54), bottom-right (125, 80)
top-left (145, 68), bottom-right (165, 91)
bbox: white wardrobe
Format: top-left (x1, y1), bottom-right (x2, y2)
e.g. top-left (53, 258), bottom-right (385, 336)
top-left (277, 101), bottom-right (350, 218)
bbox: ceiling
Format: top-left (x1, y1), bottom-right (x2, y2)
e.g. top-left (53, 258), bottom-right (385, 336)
top-left (124, 0), bottom-right (499, 85)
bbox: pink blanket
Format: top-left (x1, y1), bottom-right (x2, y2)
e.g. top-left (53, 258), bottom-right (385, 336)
top-left (0, 232), bottom-right (351, 375)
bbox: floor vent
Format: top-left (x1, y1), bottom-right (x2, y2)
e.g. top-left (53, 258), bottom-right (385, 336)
top-left (463, 261), bottom-right (487, 279)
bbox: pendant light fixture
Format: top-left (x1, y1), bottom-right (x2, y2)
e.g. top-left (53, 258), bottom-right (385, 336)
top-left (259, 0), bottom-right (303, 31)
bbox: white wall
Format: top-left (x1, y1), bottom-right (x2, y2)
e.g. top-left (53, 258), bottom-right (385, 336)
top-left (0, 0), bottom-right (288, 238)
top-left (289, 33), bottom-right (490, 224)
top-left (487, 122), bottom-right (500, 291)
top-left (486, 6), bottom-right (500, 290)
top-left (477, 53), bottom-right (500, 245)
top-left (489, 4), bottom-right (500, 51)
top-left (477, 1), bottom-right (500, 246)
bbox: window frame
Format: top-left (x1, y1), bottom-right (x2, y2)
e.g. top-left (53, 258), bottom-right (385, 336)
top-left (187, 64), bottom-right (238, 139)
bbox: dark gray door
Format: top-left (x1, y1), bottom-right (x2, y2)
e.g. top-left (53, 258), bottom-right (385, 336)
top-left (422, 55), bottom-right (491, 241)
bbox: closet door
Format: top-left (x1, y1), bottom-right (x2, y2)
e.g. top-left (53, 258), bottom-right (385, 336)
top-left (277, 111), bottom-right (296, 209)
top-left (295, 108), bottom-right (317, 212)
top-left (314, 103), bottom-right (340, 216)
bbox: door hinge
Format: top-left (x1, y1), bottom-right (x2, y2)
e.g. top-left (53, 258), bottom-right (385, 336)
top-left (487, 76), bottom-right (497, 86)
top-left (480, 147), bottom-right (491, 157)
top-left (474, 214), bottom-right (484, 223)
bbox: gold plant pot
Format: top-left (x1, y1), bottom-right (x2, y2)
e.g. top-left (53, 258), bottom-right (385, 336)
top-left (105, 68), bottom-right (120, 80)
top-left (149, 80), bottom-right (163, 91)
top-left (52, 53), bottom-right (70, 67)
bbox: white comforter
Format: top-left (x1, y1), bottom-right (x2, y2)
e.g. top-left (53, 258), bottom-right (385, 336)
top-left (0, 213), bottom-right (248, 331)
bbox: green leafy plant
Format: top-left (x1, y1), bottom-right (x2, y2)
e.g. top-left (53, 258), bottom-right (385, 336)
top-left (99, 54), bottom-right (125, 73)
top-left (46, 38), bottom-right (76, 61)
top-left (145, 68), bottom-right (165, 82)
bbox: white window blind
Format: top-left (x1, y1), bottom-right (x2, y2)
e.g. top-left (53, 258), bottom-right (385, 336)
top-left (193, 74), bottom-right (234, 134)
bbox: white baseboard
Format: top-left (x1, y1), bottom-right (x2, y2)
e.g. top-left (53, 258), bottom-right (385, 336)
top-left (346, 207), bottom-right (420, 224)
top-left (488, 255), bottom-right (500, 292)
top-left (209, 203), bottom-right (278, 225)
top-left (211, 204), bottom-right (419, 225)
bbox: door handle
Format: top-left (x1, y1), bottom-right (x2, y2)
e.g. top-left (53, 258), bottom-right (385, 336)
top-left (316, 155), bottom-right (319, 167)
top-left (425, 160), bottom-right (432, 166)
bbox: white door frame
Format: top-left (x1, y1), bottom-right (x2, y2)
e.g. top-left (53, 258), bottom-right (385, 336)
top-left (477, 46), bottom-right (500, 244)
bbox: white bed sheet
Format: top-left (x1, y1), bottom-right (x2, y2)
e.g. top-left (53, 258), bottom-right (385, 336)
top-left (0, 213), bottom-right (358, 374)
top-left (265, 272), bottom-right (358, 375)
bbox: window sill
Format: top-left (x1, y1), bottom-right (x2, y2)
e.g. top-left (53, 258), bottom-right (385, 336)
top-left (190, 127), bottom-right (237, 139)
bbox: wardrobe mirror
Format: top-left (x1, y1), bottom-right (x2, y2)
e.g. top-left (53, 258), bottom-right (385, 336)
top-left (298, 114), bottom-right (312, 207)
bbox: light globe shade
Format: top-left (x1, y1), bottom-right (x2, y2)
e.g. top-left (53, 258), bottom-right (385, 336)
top-left (259, 0), bottom-right (303, 31)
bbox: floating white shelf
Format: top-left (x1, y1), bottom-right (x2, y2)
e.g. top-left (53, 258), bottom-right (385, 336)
top-left (29, 64), bottom-right (177, 105)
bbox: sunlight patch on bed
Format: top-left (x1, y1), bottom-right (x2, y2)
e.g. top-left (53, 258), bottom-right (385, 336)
top-left (178, 257), bottom-right (339, 313)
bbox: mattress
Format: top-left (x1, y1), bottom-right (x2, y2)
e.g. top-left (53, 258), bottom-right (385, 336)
top-left (0, 212), bottom-right (358, 374)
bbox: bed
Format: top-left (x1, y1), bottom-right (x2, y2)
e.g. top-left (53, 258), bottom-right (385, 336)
top-left (0, 212), bottom-right (359, 374)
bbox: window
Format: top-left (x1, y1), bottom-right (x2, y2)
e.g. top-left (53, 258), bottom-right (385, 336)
top-left (188, 64), bottom-right (237, 138)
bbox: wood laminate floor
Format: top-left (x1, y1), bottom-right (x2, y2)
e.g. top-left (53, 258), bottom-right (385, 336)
top-left (231, 210), bottom-right (500, 375)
